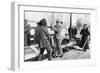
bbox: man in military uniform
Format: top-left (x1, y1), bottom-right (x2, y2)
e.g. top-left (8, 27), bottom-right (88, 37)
top-left (34, 19), bottom-right (52, 61)
top-left (53, 19), bottom-right (63, 57)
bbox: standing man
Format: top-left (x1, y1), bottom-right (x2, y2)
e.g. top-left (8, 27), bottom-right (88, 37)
top-left (35, 19), bottom-right (52, 61)
top-left (53, 19), bottom-right (63, 57)
top-left (80, 24), bottom-right (90, 51)
top-left (24, 19), bottom-right (31, 46)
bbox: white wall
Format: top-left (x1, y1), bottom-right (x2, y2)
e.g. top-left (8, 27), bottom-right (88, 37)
top-left (0, 0), bottom-right (100, 73)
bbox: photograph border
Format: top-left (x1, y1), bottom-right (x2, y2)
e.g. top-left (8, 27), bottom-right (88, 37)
top-left (11, 2), bottom-right (97, 71)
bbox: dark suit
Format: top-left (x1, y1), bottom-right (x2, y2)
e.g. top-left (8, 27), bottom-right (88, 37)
top-left (80, 27), bottom-right (90, 51)
top-left (24, 23), bottom-right (31, 46)
top-left (68, 27), bottom-right (77, 40)
top-left (35, 26), bottom-right (52, 61)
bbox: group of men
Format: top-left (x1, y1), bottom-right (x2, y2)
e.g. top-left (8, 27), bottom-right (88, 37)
top-left (24, 18), bottom-right (90, 61)
top-left (34, 19), bottom-right (64, 61)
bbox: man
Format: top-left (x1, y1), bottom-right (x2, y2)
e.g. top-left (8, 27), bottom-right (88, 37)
top-left (35, 19), bottom-right (52, 61)
top-left (53, 19), bottom-right (63, 57)
top-left (24, 19), bottom-right (31, 46)
top-left (80, 24), bottom-right (90, 51)
top-left (68, 26), bottom-right (77, 40)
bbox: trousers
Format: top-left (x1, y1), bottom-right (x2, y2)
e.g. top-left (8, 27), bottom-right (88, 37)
top-left (38, 46), bottom-right (52, 61)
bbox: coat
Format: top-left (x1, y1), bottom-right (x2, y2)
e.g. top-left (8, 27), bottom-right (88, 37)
top-left (34, 26), bottom-right (51, 48)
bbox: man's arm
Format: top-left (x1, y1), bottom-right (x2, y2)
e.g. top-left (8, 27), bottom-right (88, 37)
top-left (44, 27), bottom-right (51, 40)
top-left (87, 28), bottom-right (90, 35)
top-left (80, 29), bottom-right (83, 34)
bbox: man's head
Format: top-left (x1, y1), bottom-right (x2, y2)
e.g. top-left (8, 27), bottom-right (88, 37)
top-left (24, 19), bottom-right (28, 24)
top-left (83, 24), bottom-right (87, 29)
top-left (56, 19), bottom-right (62, 25)
top-left (37, 18), bottom-right (47, 26)
top-left (41, 18), bottom-right (47, 26)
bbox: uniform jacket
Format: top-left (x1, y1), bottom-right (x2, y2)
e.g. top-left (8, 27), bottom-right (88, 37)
top-left (53, 24), bottom-right (63, 39)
